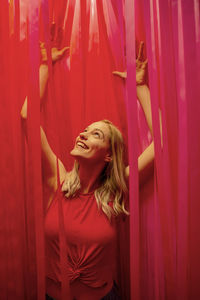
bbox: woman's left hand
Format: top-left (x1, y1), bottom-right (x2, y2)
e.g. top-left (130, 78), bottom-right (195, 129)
top-left (136, 41), bottom-right (147, 85)
top-left (112, 41), bottom-right (147, 84)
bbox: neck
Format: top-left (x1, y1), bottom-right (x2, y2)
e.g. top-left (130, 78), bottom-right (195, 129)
top-left (77, 160), bottom-right (106, 194)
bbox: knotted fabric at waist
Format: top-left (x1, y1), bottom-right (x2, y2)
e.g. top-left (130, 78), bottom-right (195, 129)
top-left (67, 262), bottom-right (109, 288)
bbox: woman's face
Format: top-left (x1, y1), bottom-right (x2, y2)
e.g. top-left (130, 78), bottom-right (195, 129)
top-left (70, 121), bottom-right (112, 163)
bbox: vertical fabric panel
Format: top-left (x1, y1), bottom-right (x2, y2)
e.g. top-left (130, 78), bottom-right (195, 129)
top-left (124, 1), bottom-right (140, 300)
top-left (175, 2), bottom-right (189, 299)
top-left (181, 1), bottom-right (200, 299)
top-left (1, 1), bottom-right (200, 299)
top-left (0, 0), bottom-right (31, 299)
top-left (27, 1), bottom-right (45, 299)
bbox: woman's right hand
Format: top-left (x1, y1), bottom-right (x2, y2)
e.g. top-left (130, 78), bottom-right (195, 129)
top-left (40, 23), bottom-right (69, 63)
top-left (40, 42), bottom-right (69, 63)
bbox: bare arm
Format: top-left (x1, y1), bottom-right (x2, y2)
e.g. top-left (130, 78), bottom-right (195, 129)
top-left (136, 85), bottom-right (152, 134)
top-left (136, 84), bottom-right (154, 173)
top-left (113, 42), bottom-right (156, 178)
top-left (124, 84), bottom-right (154, 177)
top-left (125, 141), bottom-right (154, 177)
top-left (20, 64), bottom-right (49, 119)
top-left (21, 44), bottom-right (69, 191)
top-left (40, 126), bottom-right (67, 191)
top-left (125, 82), bottom-right (164, 177)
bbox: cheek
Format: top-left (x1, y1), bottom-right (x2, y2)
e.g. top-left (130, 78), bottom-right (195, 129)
top-left (88, 138), bottom-right (110, 156)
top-left (91, 145), bottom-right (108, 158)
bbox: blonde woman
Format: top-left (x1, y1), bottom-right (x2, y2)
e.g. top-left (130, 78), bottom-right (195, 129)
top-left (21, 38), bottom-right (154, 299)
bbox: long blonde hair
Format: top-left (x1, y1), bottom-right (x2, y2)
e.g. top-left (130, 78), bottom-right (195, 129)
top-left (62, 120), bottom-right (129, 219)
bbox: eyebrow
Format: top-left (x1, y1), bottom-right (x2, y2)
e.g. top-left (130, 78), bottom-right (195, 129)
top-left (86, 127), bottom-right (105, 140)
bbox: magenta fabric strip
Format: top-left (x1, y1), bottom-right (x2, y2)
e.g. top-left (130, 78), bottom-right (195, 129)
top-left (115, 0), bottom-right (126, 70)
top-left (124, 0), bottom-right (140, 299)
top-left (176, 3), bottom-right (189, 299)
top-left (27, 2), bottom-right (45, 299)
top-left (102, 0), bottom-right (125, 70)
top-left (40, 2), bottom-right (70, 298)
top-left (171, 1), bottom-right (189, 299)
top-left (143, 0), bottom-right (178, 298)
top-left (56, 159), bottom-right (70, 300)
top-left (154, 0), bottom-right (178, 298)
top-left (142, 2), bottom-right (165, 299)
top-left (176, 1), bottom-right (200, 299)
top-left (0, 2), bottom-right (14, 299)
top-left (190, 1), bottom-right (200, 298)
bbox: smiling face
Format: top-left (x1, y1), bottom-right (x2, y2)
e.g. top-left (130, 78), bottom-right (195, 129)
top-left (70, 121), bottom-right (112, 164)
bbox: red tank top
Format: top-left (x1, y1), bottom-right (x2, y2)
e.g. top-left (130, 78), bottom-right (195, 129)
top-left (44, 185), bottom-right (117, 300)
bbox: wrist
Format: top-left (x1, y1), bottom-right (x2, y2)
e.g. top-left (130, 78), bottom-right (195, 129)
top-left (136, 83), bottom-right (147, 89)
top-left (40, 63), bottom-right (49, 69)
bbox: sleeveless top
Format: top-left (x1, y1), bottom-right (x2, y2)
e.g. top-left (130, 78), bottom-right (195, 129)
top-left (44, 185), bottom-right (117, 300)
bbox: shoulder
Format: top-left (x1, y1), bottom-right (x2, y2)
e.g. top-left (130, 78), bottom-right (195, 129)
top-left (125, 166), bottom-right (129, 178)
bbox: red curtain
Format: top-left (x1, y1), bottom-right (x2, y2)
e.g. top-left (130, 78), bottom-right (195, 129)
top-left (0, 0), bottom-right (200, 299)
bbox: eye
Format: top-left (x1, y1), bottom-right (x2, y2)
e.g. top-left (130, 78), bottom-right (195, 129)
top-left (93, 131), bottom-right (101, 138)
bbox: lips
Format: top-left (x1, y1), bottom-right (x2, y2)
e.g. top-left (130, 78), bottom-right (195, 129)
top-left (76, 141), bottom-right (89, 149)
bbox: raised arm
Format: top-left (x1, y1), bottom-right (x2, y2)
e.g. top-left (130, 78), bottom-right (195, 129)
top-left (20, 63), bottom-right (49, 119)
top-left (21, 30), bottom-right (69, 191)
top-left (113, 42), bottom-right (156, 178)
top-left (40, 126), bottom-right (66, 191)
top-left (124, 84), bottom-right (155, 177)
top-left (136, 84), bottom-right (154, 174)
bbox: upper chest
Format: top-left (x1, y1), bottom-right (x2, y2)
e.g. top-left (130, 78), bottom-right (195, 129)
top-left (45, 192), bottom-right (117, 245)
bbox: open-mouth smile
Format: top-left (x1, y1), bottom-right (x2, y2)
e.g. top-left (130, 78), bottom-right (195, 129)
top-left (76, 141), bottom-right (89, 149)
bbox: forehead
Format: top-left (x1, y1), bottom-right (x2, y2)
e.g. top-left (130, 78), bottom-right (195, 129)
top-left (87, 122), bottom-right (110, 137)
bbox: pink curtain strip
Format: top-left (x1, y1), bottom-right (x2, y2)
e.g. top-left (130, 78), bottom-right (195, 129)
top-left (27, 1), bottom-right (45, 299)
top-left (124, 0), bottom-right (140, 299)
top-left (176, 2), bottom-right (189, 299)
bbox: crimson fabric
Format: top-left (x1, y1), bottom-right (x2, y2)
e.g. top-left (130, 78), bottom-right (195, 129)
top-left (124, 0), bottom-right (140, 299)
top-left (1, 0), bottom-right (200, 300)
top-left (45, 184), bottom-right (117, 300)
top-left (46, 281), bottom-right (120, 300)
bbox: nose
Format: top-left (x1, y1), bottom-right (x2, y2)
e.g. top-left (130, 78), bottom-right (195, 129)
top-left (79, 131), bottom-right (88, 140)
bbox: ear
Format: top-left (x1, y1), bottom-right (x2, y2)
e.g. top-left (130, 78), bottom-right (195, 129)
top-left (104, 153), bottom-right (112, 163)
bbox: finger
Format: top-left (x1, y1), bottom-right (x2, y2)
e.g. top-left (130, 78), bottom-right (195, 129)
top-left (40, 41), bottom-right (45, 49)
top-left (112, 71), bottom-right (127, 78)
top-left (59, 46), bottom-right (70, 55)
top-left (137, 41), bottom-right (144, 60)
top-left (112, 71), bottom-right (120, 75)
top-left (141, 59), bottom-right (148, 69)
top-left (140, 59), bottom-right (148, 68)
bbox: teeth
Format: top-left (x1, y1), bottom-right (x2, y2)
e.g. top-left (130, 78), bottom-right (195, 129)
top-left (77, 142), bottom-right (88, 149)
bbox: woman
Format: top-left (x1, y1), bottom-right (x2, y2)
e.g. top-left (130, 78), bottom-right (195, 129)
top-left (21, 37), bottom-right (154, 300)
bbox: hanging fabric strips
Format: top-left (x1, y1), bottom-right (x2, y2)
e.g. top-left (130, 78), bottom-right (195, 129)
top-left (1, 0), bottom-right (200, 299)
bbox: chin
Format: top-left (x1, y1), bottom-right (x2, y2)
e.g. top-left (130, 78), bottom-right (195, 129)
top-left (70, 148), bottom-right (85, 158)
top-left (70, 148), bottom-right (77, 156)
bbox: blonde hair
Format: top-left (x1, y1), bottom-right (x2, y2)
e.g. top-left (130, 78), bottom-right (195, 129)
top-left (62, 120), bottom-right (129, 219)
